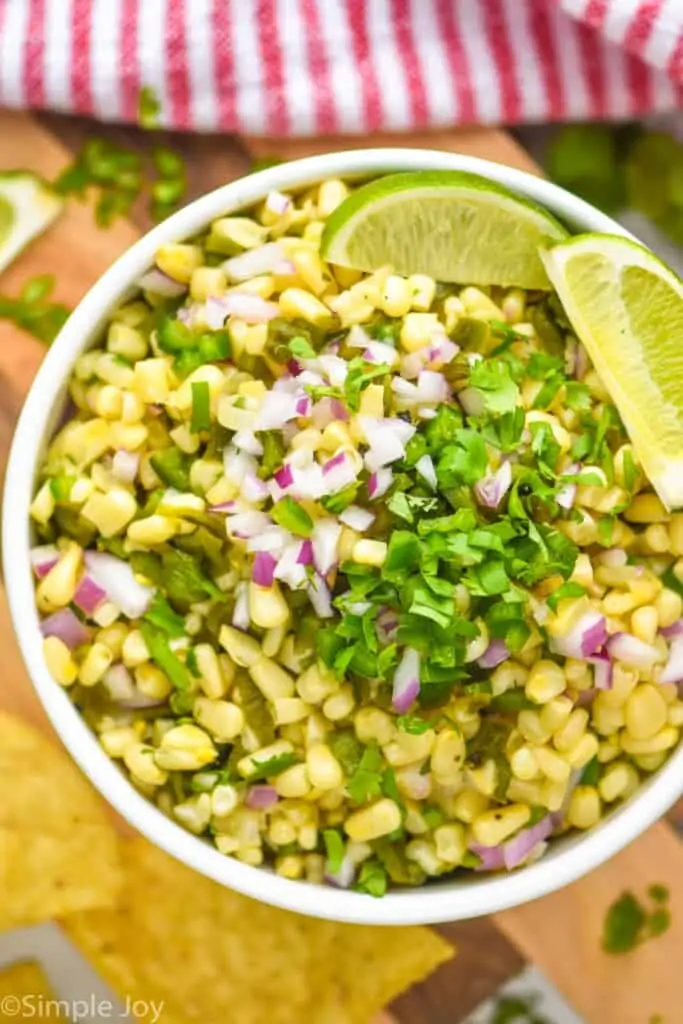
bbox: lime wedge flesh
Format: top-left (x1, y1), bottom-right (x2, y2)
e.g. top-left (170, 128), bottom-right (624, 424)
top-left (320, 171), bottom-right (569, 289)
top-left (541, 233), bottom-right (683, 509)
top-left (0, 172), bottom-right (64, 274)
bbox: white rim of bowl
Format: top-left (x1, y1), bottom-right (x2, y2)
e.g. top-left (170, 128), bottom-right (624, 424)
top-left (5, 148), bottom-right (683, 926)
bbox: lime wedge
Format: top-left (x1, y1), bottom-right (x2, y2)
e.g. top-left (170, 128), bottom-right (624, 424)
top-left (0, 172), bottom-right (64, 274)
top-left (541, 234), bottom-right (683, 509)
top-left (320, 171), bottom-right (568, 288)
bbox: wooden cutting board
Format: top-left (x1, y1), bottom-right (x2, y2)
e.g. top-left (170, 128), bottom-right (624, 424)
top-left (2, 110), bottom-right (683, 1023)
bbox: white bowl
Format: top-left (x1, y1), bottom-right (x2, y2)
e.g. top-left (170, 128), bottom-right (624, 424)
top-left (5, 148), bottom-right (682, 927)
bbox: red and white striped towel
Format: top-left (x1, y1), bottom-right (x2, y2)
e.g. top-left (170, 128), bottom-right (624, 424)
top-left (0, 0), bottom-right (681, 135)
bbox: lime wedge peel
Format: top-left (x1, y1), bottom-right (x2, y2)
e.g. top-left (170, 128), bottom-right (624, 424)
top-left (541, 233), bottom-right (683, 509)
top-left (0, 172), bottom-right (64, 275)
top-left (320, 170), bottom-right (569, 289)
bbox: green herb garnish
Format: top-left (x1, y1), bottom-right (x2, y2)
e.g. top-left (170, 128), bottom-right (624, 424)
top-left (271, 496), bottom-right (314, 537)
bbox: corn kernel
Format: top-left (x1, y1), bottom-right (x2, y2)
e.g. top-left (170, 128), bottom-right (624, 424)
top-left (351, 539), bottom-right (387, 567)
top-left (250, 656), bottom-right (295, 700)
top-left (155, 724), bottom-right (217, 771)
top-left (525, 660), bottom-right (566, 704)
top-left (36, 544), bottom-right (82, 611)
top-left (431, 729), bottom-right (465, 783)
top-left (135, 663), bottom-right (172, 700)
top-left (306, 744), bottom-right (344, 790)
top-left (322, 685), bottom-right (355, 721)
top-left (625, 683), bottom-right (668, 740)
top-left (345, 798), bottom-right (402, 842)
top-left (296, 663), bottom-right (338, 705)
top-left (124, 743), bottom-right (169, 786)
top-left (274, 764), bottom-right (311, 798)
top-left (81, 489), bottom-right (137, 537)
top-left (354, 707), bottom-right (396, 746)
top-left (219, 625), bottom-right (261, 667)
top-left (99, 726), bottom-right (138, 759)
top-left (400, 312), bottom-right (441, 352)
top-left (273, 697), bottom-right (309, 725)
top-left (566, 785), bottom-right (601, 829)
top-left (656, 588), bottom-right (683, 628)
top-left (194, 697), bottom-right (244, 740)
top-left (553, 708), bottom-right (589, 751)
top-left (625, 493), bottom-right (669, 523)
top-left (156, 243), bottom-right (203, 283)
top-left (238, 740), bottom-right (294, 780)
top-left (317, 179), bottom-right (349, 217)
top-left (434, 823), bottom-right (466, 865)
top-left (107, 323), bottom-right (149, 361)
top-left (133, 358), bottom-right (170, 404)
top-left (407, 274), bottom-right (436, 312)
top-left (43, 636), bottom-right (78, 686)
top-left (630, 605), bottom-right (659, 645)
top-left (598, 762), bottom-right (639, 802)
top-left (279, 287), bottom-right (333, 327)
top-left (471, 804), bottom-right (531, 847)
top-left (248, 581), bottom-right (290, 629)
top-left (534, 745), bottom-right (571, 783)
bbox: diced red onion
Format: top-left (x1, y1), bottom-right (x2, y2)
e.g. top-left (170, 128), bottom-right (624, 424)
top-left (30, 544), bottom-right (59, 578)
top-left (416, 370), bottom-right (449, 404)
top-left (317, 354), bottom-right (348, 386)
top-left (475, 461), bottom-right (513, 510)
top-left (477, 639), bottom-right (509, 670)
top-left (339, 505), bottom-right (375, 531)
top-left (137, 268), bottom-right (187, 297)
top-left (321, 452), bottom-right (358, 494)
top-left (297, 539), bottom-right (314, 565)
top-left (224, 448), bottom-right (259, 486)
top-left (84, 551), bottom-right (155, 620)
top-left (112, 449), bottom-right (140, 484)
top-left (233, 430), bottom-right (263, 457)
top-left (325, 855), bottom-right (356, 889)
top-left (247, 527), bottom-right (290, 556)
top-left (606, 632), bottom-right (662, 669)
top-left (470, 843), bottom-right (506, 871)
top-left (286, 462), bottom-right (327, 501)
top-left (458, 387), bottom-right (486, 417)
top-left (588, 652), bottom-right (614, 689)
top-left (659, 637), bottom-right (683, 684)
top-left (252, 551), bottom-right (277, 588)
top-left (311, 397), bottom-right (348, 430)
top-left (232, 583), bottom-right (250, 630)
top-left (556, 463), bottom-right (580, 510)
top-left (550, 611), bottom-right (606, 659)
top-left (103, 664), bottom-right (164, 708)
top-left (392, 647), bottom-right (421, 713)
top-left (223, 242), bottom-right (287, 282)
top-left (346, 325), bottom-right (372, 349)
top-left (275, 542), bottom-right (308, 589)
top-left (241, 472), bottom-right (269, 504)
top-left (246, 784), bottom-right (279, 809)
top-left (361, 417), bottom-right (415, 473)
top-left (226, 511), bottom-right (273, 540)
top-left (254, 391), bottom-right (305, 431)
top-left (295, 395), bottom-right (312, 417)
top-left (502, 815), bottom-right (554, 870)
top-left (265, 190), bottom-right (292, 217)
top-left (392, 378), bottom-right (419, 404)
top-left (274, 464), bottom-right (294, 490)
top-left (362, 341), bottom-right (399, 366)
top-left (377, 606), bottom-right (399, 644)
top-left (40, 608), bottom-right (91, 649)
top-left (427, 333), bottom-right (459, 366)
top-left (73, 574), bottom-right (107, 616)
top-left (307, 573), bottom-right (334, 618)
top-left (661, 620), bottom-right (683, 639)
top-left (215, 293), bottom-right (280, 324)
top-left (312, 519), bottom-right (341, 577)
top-left (415, 454), bottom-right (438, 491)
top-left (367, 468), bottom-right (393, 500)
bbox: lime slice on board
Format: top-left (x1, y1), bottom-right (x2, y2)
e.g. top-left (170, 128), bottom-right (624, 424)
top-left (320, 171), bottom-right (569, 289)
top-left (541, 233), bottom-right (683, 509)
top-left (0, 172), bottom-right (64, 275)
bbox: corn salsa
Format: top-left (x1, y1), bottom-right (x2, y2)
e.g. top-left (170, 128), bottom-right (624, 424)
top-left (30, 177), bottom-right (683, 896)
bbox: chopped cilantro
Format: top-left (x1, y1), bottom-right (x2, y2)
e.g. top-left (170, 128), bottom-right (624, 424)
top-left (602, 887), bottom-right (672, 954)
top-left (190, 380), bottom-right (211, 433)
top-left (468, 358), bottom-right (520, 414)
top-left (288, 335), bottom-right (317, 360)
top-left (547, 580), bottom-right (586, 612)
top-left (437, 430), bottom-right (488, 487)
top-left (327, 729), bottom-right (363, 776)
top-left (580, 756), bottom-right (601, 786)
top-left (347, 744), bottom-right (384, 804)
top-left (249, 752), bottom-right (297, 780)
top-left (271, 496), bottom-right (314, 537)
top-left (354, 858), bottom-right (388, 898)
top-left (139, 622), bottom-right (190, 691)
top-left (397, 714), bottom-right (432, 735)
top-left (143, 593), bottom-right (187, 638)
top-left (322, 829), bottom-right (345, 874)
top-left (344, 358), bottom-right (392, 411)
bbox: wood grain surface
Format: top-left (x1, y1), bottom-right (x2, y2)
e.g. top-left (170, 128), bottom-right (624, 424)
top-left (2, 110), bottom-right (683, 1024)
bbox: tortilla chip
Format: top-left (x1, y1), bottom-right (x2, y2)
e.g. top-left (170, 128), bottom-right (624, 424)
top-left (0, 961), bottom-right (65, 1021)
top-left (65, 837), bottom-right (453, 1024)
top-left (0, 712), bottom-right (121, 930)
